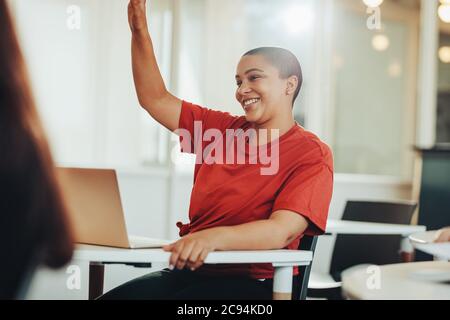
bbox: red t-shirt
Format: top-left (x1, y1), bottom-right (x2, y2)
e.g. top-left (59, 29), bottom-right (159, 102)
top-left (177, 100), bottom-right (333, 279)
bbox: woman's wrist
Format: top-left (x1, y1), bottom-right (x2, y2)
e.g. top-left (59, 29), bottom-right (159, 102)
top-left (196, 227), bottom-right (230, 251)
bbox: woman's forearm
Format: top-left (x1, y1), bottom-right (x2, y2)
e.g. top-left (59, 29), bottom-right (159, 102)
top-left (166, 212), bottom-right (309, 270)
top-left (131, 30), bottom-right (167, 106)
top-left (206, 220), bottom-right (291, 251)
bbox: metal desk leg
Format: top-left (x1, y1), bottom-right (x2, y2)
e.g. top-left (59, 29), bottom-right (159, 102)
top-left (400, 237), bottom-right (414, 262)
top-left (89, 262), bottom-right (104, 300)
top-left (272, 266), bottom-right (293, 300)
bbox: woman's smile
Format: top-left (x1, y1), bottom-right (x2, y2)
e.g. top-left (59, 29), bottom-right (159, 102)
top-left (243, 98), bottom-right (261, 111)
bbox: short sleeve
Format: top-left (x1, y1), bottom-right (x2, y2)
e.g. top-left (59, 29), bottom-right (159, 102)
top-left (177, 100), bottom-right (240, 154)
top-left (273, 161), bottom-right (333, 236)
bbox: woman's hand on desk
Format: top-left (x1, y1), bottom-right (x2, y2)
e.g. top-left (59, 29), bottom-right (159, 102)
top-left (162, 229), bottom-right (220, 271)
top-left (162, 211), bottom-right (309, 271)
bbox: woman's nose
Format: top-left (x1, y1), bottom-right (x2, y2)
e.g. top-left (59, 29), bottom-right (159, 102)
top-left (238, 83), bottom-right (252, 96)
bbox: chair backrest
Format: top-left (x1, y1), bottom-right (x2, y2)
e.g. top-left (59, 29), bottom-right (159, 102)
top-left (296, 235), bottom-right (318, 300)
top-left (329, 200), bottom-right (417, 281)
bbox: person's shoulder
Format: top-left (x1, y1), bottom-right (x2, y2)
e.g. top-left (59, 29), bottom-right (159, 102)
top-left (289, 125), bottom-right (333, 166)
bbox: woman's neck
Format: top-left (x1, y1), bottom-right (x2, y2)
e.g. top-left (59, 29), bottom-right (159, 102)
top-left (250, 114), bottom-right (296, 146)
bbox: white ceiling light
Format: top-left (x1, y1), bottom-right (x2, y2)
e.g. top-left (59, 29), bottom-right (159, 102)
top-left (372, 34), bottom-right (390, 51)
top-left (363, 0), bottom-right (384, 7)
top-left (439, 4), bottom-right (450, 23)
top-left (439, 46), bottom-right (450, 63)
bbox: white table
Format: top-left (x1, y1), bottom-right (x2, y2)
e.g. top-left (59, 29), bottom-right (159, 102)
top-left (341, 261), bottom-right (450, 300)
top-left (326, 220), bottom-right (426, 236)
top-left (307, 220), bottom-right (427, 292)
top-left (326, 220), bottom-right (427, 260)
top-left (409, 231), bottom-right (450, 261)
top-left (74, 244), bottom-right (313, 300)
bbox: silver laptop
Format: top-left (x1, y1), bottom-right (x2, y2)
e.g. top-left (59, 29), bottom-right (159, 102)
top-left (56, 167), bottom-right (172, 249)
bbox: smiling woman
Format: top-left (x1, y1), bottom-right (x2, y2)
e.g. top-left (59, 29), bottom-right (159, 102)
top-left (98, 0), bottom-right (333, 300)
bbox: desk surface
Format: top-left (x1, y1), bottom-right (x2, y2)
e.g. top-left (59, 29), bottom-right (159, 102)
top-left (409, 231), bottom-right (450, 260)
top-left (342, 261), bottom-right (450, 300)
top-left (74, 244), bottom-right (312, 266)
top-left (409, 230), bottom-right (438, 244)
top-left (326, 219), bottom-right (426, 236)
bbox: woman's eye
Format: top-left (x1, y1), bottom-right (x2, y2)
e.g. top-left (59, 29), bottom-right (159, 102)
top-left (236, 75), bottom-right (260, 86)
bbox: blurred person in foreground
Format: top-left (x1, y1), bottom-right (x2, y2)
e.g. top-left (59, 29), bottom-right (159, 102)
top-left (435, 227), bottom-right (450, 243)
top-left (0, 0), bottom-right (74, 299)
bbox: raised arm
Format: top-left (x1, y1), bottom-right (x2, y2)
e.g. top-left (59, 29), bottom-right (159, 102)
top-left (128, 0), bottom-right (182, 132)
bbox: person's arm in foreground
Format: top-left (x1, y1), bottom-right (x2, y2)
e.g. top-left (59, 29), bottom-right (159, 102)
top-left (163, 210), bottom-right (309, 270)
top-left (435, 227), bottom-right (450, 243)
top-left (128, 0), bottom-right (182, 132)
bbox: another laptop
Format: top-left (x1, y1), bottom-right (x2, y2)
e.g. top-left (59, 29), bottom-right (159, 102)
top-left (56, 167), bottom-right (172, 249)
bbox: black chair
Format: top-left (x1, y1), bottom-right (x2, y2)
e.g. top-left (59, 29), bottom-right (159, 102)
top-left (266, 235), bottom-right (318, 300)
top-left (308, 200), bottom-right (417, 300)
top-left (296, 235), bottom-right (318, 300)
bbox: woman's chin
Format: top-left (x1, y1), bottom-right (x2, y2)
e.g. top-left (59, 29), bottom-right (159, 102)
top-left (244, 114), bottom-right (256, 122)
top-left (244, 109), bottom-right (260, 122)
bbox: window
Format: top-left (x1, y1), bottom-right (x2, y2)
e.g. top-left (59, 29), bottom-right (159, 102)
top-left (11, 0), bottom-right (172, 167)
top-left (437, 31), bottom-right (450, 143)
top-left (329, 0), bottom-right (420, 179)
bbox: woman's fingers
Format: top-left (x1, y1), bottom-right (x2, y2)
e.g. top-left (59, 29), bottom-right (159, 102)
top-left (435, 228), bottom-right (450, 243)
top-left (130, 0), bottom-right (146, 11)
top-left (162, 243), bottom-right (174, 252)
top-left (168, 241), bottom-right (184, 269)
top-left (186, 245), bottom-right (204, 270)
top-left (175, 241), bottom-right (195, 270)
top-left (165, 235), bottom-right (213, 271)
top-left (128, 0), bottom-right (148, 32)
top-left (191, 249), bottom-right (209, 271)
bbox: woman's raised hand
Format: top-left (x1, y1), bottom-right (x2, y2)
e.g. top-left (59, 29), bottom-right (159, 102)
top-left (128, 0), bottom-right (148, 33)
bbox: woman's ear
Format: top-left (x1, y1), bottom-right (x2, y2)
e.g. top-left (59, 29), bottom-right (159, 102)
top-left (285, 76), bottom-right (298, 96)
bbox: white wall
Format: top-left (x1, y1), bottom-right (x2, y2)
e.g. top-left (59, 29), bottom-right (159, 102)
top-left (11, 0), bottom-right (169, 167)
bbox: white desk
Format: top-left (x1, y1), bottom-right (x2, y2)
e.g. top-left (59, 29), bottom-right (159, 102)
top-left (74, 244), bottom-right (313, 300)
top-left (326, 220), bottom-right (426, 260)
top-left (342, 261), bottom-right (450, 300)
top-left (308, 220), bottom-right (427, 291)
top-left (409, 230), bottom-right (439, 244)
top-left (410, 231), bottom-right (450, 261)
top-left (326, 220), bottom-right (426, 236)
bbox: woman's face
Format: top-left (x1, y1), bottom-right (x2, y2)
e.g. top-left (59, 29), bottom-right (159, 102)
top-left (235, 54), bottom-right (290, 124)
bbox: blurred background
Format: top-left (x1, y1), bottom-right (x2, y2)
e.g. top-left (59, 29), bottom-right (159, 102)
top-left (7, 0), bottom-right (450, 298)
